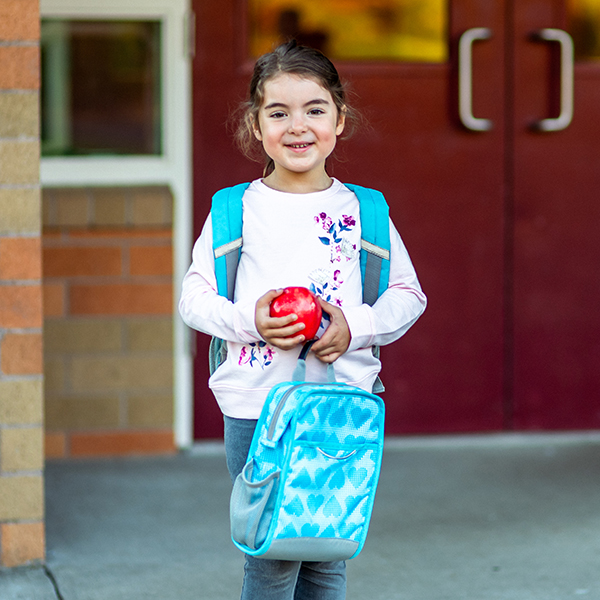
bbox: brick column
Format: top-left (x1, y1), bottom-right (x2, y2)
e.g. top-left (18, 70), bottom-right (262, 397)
top-left (0, 0), bottom-right (44, 567)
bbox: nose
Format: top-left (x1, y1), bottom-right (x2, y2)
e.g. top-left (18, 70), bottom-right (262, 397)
top-left (288, 113), bottom-right (307, 134)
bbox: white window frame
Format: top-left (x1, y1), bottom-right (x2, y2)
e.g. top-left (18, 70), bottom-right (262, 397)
top-left (40, 0), bottom-right (194, 448)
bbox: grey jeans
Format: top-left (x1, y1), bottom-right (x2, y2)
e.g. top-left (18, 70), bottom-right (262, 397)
top-left (223, 415), bottom-right (347, 600)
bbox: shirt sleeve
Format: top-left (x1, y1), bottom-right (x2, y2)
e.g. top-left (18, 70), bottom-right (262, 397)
top-left (178, 216), bottom-right (262, 344)
top-left (342, 218), bottom-right (427, 352)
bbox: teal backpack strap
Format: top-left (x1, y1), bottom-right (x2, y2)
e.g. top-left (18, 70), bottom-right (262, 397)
top-left (346, 184), bottom-right (391, 394)
top-left (209, 183), bottom-right (249, 376)
top-left (211, 183), bottom-right (251, 300)
top-left (345, 184), bottom-right (391, 306)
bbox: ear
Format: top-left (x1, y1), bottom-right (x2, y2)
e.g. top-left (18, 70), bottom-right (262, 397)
top-left (251, 116), bottom-right (263, 141)
top-left (336, 106), bottom-right (347, 136)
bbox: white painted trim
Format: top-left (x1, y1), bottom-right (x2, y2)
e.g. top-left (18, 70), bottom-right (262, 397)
top-left (40, 0), bottom-right (194, 449)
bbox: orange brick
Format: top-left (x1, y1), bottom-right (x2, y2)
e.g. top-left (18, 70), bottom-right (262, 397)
top-left (0, 0), bottom-right (40, 41)
top-left (0, 47), bottom-right (39, 90)
top-left (1, 333), bottom-right (42, 375)
top-left (70, 283), bottom-right (173, 315)
top-left (42, 282), bottom-right (65, 317)
top-left (70, 430), bottom-right (175, 457)
top-left (130, 245), bottom-right (173, 276)
top-left (0, 522), bottom-right (45, 567)
top-left (43, 246), bottom-right (122, 278)
top-left (0, 237), bottom-right (41, 280)
top-left (45, 432), bottom-right (67, 459)
top-left (0, 285), bottom-right (42, 327)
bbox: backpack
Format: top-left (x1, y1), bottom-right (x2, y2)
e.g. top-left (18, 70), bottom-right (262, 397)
top-left (208, 182), bottom-right (392, 386)
top-left (230, 341), bottom-right (385, 561)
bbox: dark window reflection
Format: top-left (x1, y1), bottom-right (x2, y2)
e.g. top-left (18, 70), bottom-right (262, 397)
top-left (249, 0), bottom-right (447, 63)
top-left (42, 20), bottom-right (161, 156)
top-left (568, 0), bottom-right (600, 61)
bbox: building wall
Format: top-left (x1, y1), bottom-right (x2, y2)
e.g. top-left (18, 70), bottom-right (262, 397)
top-left (0, 0), bottom-right (45, 568)
top-left (0, 0), bottom-right (184, 568)
top-left (42, 186), bottom-right (176, 458)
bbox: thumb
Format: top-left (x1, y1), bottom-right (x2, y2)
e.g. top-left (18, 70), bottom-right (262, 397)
top-left (317, 296), bottom-right (333, 312)
top-left (257, 288), bottom-right (284, 310)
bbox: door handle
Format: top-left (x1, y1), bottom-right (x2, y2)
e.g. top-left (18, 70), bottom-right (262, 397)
top-left (533, 28), bottom-right (574, 132)
top-left (458, 27), bottom-right (493, 131)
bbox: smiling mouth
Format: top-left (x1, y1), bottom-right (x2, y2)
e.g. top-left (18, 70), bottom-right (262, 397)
top-left (287, 142), bottom-right (312, 149)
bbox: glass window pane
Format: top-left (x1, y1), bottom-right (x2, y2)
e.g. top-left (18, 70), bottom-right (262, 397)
top-left (41, 20), bottom-right (161, 156)
top-left (568, 0), bottom-right (600, 61)
top-left (249, 0), bottom-right (448, 63)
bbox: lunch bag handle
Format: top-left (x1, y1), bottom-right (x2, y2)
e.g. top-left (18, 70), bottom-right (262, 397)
top-left (292, 341), bottom-right (336, 383)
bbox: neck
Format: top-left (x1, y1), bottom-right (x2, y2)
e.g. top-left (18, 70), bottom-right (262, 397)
top-left (262, 169), bottom-right (333, 194)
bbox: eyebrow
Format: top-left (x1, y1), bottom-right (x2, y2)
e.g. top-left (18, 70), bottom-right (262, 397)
top-left (263, 98), bottom-right (331, 110)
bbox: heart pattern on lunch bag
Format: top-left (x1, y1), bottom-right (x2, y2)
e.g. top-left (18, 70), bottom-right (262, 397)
top-left (232, 381), bottom-right (384, 557)
top-left (271, 444), bottom-right (377, 542)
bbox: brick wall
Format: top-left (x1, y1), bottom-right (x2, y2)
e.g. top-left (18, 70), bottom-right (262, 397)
top-left (0, 0), bottom-right (45, 567)
top-left (42, 186), bottom-right (176, 458)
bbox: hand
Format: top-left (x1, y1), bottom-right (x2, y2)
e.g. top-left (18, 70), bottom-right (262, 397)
top-left (255, 289), bottom-right (306, 350)
top-left (310, 298), bottom-right (351, 363)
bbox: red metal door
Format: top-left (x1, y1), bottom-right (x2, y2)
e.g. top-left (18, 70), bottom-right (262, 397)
top-left (190, 0), bottom-right (600, 439)
top-left (512, 1), bottom-right (600, 429)
top-left (335, 2), bottom-right (508, 434)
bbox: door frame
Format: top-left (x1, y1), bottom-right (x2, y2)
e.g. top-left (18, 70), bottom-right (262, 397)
top-left (40, 0), bottom-right (195, 448)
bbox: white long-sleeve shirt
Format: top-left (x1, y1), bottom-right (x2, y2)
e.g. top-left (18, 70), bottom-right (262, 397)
top-left (179, 178), bottom-right (426, 418)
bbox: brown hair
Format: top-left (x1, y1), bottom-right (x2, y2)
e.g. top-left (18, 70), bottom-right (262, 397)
top-left (234, 40), bottom-right (359, 175)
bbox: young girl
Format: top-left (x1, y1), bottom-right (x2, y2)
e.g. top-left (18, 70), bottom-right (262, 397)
top-left (179, 40), bottom-right (426, 600)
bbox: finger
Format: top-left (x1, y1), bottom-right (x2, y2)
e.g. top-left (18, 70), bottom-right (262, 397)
top-left (268, 332), bottom-right (306, 350)
top-left (264, 320), bottom-right (305, 339)
top-left (311, 319), bottom-right (337, 351)
top-left (312, 326), bottom-right (348, 358)
top-left (311, 340), bottom-right (339, 359)
top-left (314, 350), bottom-right (339, 364)
top-left (264, 327), bottom-right (306, 350)
top-left (257, 288), bottom-right (284, 310)
top-left (317, 296), bottom-right (333, 309)
top-left (310, 334), bottom-right (331, 353)
top-left (316, 296), bottom-right (335, 316)
top-left (268, 313), bottom-right (300, 328)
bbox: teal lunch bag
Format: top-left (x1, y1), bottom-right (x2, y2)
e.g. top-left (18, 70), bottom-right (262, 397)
top-left (230, 342), bottom-right (385, 561)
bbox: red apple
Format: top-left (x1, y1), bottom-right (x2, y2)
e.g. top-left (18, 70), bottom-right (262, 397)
top-left (270, 287), bottom-right (323, 340)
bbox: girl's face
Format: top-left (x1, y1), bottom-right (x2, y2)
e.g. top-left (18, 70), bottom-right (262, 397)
top-left (253, 73), bottom-right (345, 190)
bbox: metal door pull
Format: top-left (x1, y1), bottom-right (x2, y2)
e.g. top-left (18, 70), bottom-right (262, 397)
top-left (458, 27), bottom-right (493, 132)
top-left (533, 28), bottom-right (574, 132)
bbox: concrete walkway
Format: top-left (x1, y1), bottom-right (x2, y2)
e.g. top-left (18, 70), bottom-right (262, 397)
top-left (2, 433), bottom-right (600, 599)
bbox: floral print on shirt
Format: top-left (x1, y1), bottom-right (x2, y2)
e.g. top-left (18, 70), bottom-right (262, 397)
top-left (311, 212), bottom-right (357, 306)
top-left (314, 213), bottom-right (357, 263)
top-left (238, 212), bottom-right (357, 368)
top-left (238, 342), bottom-right (275, 369)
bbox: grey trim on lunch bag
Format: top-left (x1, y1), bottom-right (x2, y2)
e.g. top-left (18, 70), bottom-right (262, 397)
top-left (260, 538), bottom-right (360, 562)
